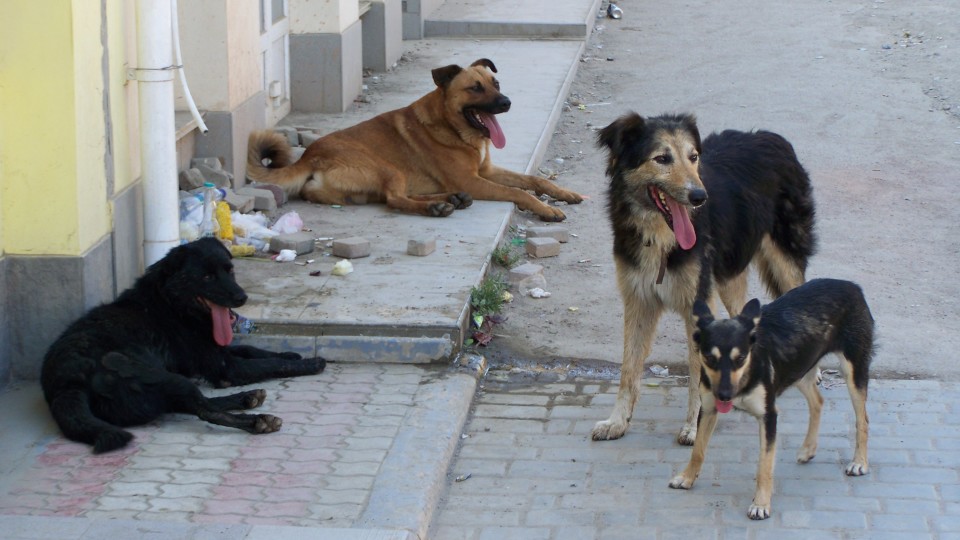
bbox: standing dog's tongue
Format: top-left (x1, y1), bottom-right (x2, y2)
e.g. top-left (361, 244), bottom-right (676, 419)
top-left (666, 197), bottom-right (696, 250)
top-left (210, 304), bottom-right (234, 346)
top-left (716, 399), bottom-right (734, 414)
top-left (478, 112), bottom-right (506, 149)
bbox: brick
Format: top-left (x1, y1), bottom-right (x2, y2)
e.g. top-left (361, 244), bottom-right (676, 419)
top-left (299, 131), bottom-right (321, 146)
top-left (407, 237), bottom-right (436, 256)
top-left (526, 226), bottom-right (570, 243)
top-left (178, 168), bottom-right (205, 191)
top-left (269, 232), bottom-right (315, 255)
top-left (196, 164), bottom-right (233, 188)
top-left (333, 236), bottom-right (371, 258)
top-left (222, 189), bottom-right (255, 213)
top-left (191, 157), bottom-right (223, 170)
top-left (508, 262), bottom-right (543, 283)
top-left (236, 187), bottom-right (278, 213)
top-left (525, 237), bottom-right (560, 258)
top-left (250, 182), bottom-right (288, 206)
top-left (274, 126), bottom-right (300, 146)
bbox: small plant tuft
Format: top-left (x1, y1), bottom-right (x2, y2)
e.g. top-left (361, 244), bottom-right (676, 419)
top-left (470, 273), bottom-right (509, 317)
top-left (492, 244), bottom-right (521, 269)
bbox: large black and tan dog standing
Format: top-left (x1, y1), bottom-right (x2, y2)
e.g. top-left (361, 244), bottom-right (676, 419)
top-left (41, 238), bottom-right (326, 454)
top-left (247, 58), bottom-right (583, 221)
top-left (670, 278), bottom-right (874, 520)
top-left (591, 113), bottom-right (817, 446)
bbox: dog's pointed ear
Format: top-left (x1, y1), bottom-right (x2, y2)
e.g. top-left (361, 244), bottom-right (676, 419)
top-left (692, 299), bottom-right (714, 330)
top-left (470, 58), bottom-right (497, 73)
top-left (432, 64), bottom-right (463, 88)
top-left (739, 298), bottom-right (760, 330)
top-left (680, 114), bottom-right (702, 153)
top-left (597, 112), bottom-right (645, 156)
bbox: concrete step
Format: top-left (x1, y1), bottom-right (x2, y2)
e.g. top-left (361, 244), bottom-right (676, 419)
top-left (425, 0), bottom-right (603, 39)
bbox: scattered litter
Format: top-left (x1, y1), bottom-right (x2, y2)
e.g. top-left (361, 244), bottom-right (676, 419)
top-left (528, 287), bottom-right (552, 299)
top-left (607, 3), bottom-right (623, 19)
top-left (461, 434), bottom-right (470, 439)
top-left (309, 270), bottom-right (323, 277)
top-left (332, 259), bottom-right (354, 276)
top-left (568, 306), bottom-right (579, 312)
top-left (455, 473), bottom-right (472, 483)
top-left (273, 249), bottom-right (297, 262)
top-left (501, 291), bottom-right (514, 303)
top-left (232, 312), bottom-right (255, 334)
top-left (578, 259), bottom-right (592, 263)
top-left (649, 364), bottom-right (669, 377)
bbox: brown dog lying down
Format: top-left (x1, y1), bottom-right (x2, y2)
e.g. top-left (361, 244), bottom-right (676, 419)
top-left (246, 58), bottom-right (583, 221)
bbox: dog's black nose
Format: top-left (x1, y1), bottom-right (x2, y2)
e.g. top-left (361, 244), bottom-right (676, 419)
top-left (688, 188), bottom-right (708, 207)
top-left (234, 292), bottom-right (248, 306)
top-left (496, 95), bottom-right (511, 113)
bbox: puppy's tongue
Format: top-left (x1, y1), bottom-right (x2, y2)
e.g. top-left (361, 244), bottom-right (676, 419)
top-left (479, 112), bottom-right (506, 149)
top-left (716, 399), bottom-right (733, 414)
top-left (210, 304), bottom-right (234, 346)
top-left (666, 197), bottom-right (696, 250)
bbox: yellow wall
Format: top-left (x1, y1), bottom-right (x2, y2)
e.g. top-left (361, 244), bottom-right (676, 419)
top-left (0, 0), bottom-right (120, 256)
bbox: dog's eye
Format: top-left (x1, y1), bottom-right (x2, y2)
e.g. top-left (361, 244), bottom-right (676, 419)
top-left (202, 273), bottom-right (215, 282)
top-left (471, 83), bottom-right (484, 93)
top-left (653, 155), bottom-right (672, 165)
top-left (689, 153), bottom-right (699, 163)
top-left (493, 80), bottom-right (500, 90)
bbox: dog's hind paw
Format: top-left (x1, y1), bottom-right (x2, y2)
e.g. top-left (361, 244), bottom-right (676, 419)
top-left (591, 419), bottom-right (628, 441)
top-left (428, 202), bottom-right (456, 217)
top-left (845, 461), bottom-right (868, 476)
top-left (254, 414), bottom-right (283, 433)
top-left (677, 424), bottom-right (697, 446)
top-left (449, 192), bottom-right (473, 209)
top-left (748, 503), bottom-right (771, 520)
top-left (279, 351), bottom-right (303, 360)
top-left (92, 429), bottom-right (134, 454)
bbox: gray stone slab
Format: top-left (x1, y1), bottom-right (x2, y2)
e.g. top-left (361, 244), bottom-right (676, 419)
top-left (425, 0), bottom-right (602, 39)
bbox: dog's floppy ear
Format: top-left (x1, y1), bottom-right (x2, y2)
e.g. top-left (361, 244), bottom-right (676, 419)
top-left (432, 64), bottom-right (463, 88)
top-left (597, 112), bottom-right (645, 156)
top-left (470, 58), bottom-right (498, 73)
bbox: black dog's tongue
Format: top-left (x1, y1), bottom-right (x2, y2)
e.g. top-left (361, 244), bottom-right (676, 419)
top-left (210, 304), bottom-right (234, 346)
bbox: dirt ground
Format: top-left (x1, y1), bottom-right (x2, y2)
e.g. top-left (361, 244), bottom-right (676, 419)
top-left (481, 0), bottom-right (960, 381)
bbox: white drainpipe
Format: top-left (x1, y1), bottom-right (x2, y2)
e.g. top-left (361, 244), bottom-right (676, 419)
top-left (136, 0), bottom-right (180, 265)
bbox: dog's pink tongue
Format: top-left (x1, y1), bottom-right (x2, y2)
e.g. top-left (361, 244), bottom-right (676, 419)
top-left (666, 197), bottom-right (696, 250)
top-left (716, 399), bottom-right (733, 414)
top-left (210, 304), bottom-right (234, 346)
top-left (479, 112), bottom-right (506, 149)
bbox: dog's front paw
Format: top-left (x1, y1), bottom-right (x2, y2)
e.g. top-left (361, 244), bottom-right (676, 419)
top-left (559, 190), bottom-right (584, 204)
top-left (796, 445), bottom-right (817, 464)
top-left (748, 502), bottom-right (772, 520)
top-left (428, 202), bottom-right (456, 217)
top-left (537, 206), bottom-right (567, 222)
top-left (308, 356), bottom-right (328, 373)
top-left (677, 424), bottom-right (697, 446)
top-left (845, 460), bottom-right (868, 476)
top-left (668, 474), bottom-right (695, 490)
top-left (591, 419), bottom-right (628, 441)
top-left (449, 192), bottom-right (473, 209)
top-left (93, 429), bottom-right (134, 454)
top-left (253, 414), bottom-right (283, 433)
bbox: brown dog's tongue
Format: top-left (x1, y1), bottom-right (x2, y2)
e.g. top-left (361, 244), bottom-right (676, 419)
top-left (210, 304), bottom-right (234, 346)
top-left (666, 197), bottom-right (696, 250)
top-left (716, 399), bottom-right (733, 414)
top-left (479, 112), bottom-right (506, 149)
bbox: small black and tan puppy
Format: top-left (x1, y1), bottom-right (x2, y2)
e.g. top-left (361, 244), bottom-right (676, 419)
top-left (42, 238), bottom-right (326, 454)
top-left (669, 278), bottom-right (874, 520)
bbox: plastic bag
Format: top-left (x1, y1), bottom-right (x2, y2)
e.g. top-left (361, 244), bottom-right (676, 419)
top-left (271, 211), bottom-right (303, 234)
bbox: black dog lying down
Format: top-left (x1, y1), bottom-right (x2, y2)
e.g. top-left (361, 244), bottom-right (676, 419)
top-left (41, 238), bottom-right (326, 453)
top-left (669, 278), bottom-right (874, 520)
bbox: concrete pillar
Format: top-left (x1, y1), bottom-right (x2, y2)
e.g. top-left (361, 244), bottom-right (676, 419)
top-left (289, 0), bottom-right (363, 113)
top-left (362, 0), bottom-right (402, 72)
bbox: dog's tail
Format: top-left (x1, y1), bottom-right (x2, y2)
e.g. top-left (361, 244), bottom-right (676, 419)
top-left (246, 130), bottom-right (314, 196)
top-left (47, 390), bottom-right (134, 454)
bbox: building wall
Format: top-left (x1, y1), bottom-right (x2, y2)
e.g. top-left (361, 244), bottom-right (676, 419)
top-left (0, 0), bottom-right (140, 383)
